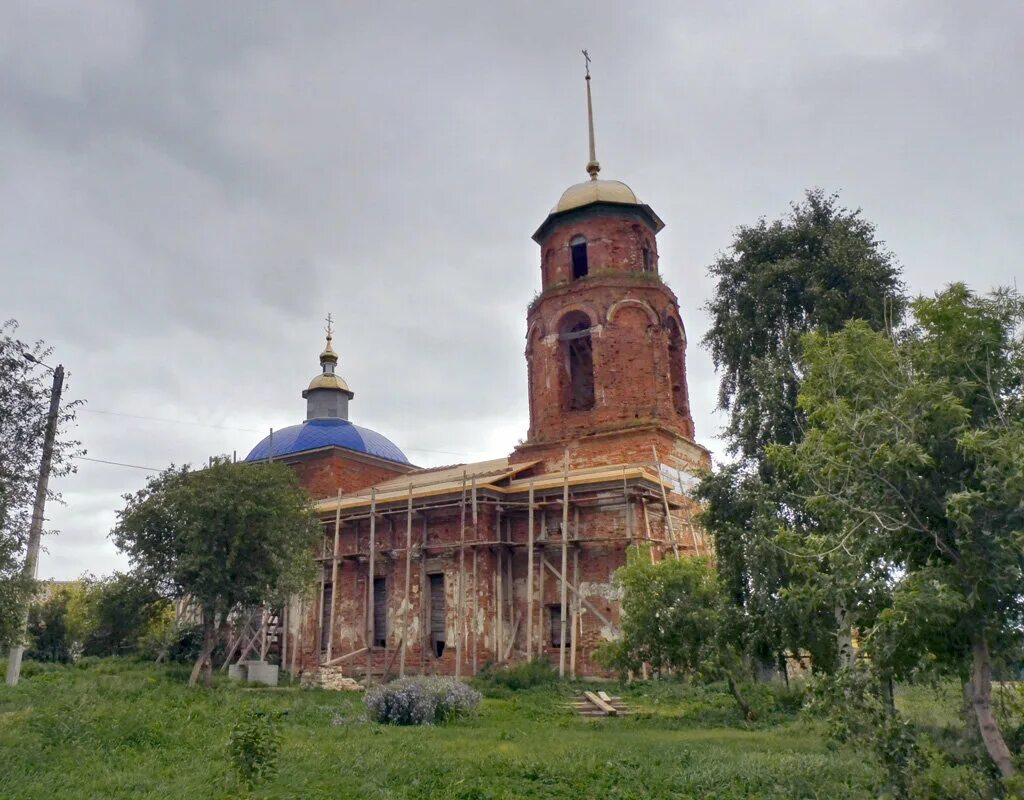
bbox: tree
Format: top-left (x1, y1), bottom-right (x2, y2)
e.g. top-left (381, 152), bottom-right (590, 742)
top-left (703, 189), bottom-right (905, 461)
top-left (0, 320), bottom-right (81, 649)
top-left (599, 552), bottom-right (757, 720)
top-left (776, 284), bottom-right (1024, 778)
top-left (80, 572), bottom-right (172, 657)
top-left (111, 459), bottom-right (321, 686)
top-left (697, 190), bottom-right (906, 674)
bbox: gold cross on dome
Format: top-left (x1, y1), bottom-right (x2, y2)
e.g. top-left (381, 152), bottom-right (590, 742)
top-left (325, 313), bottom-right (334, 338)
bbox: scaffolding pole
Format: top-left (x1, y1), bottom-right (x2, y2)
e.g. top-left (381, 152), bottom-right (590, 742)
top-left (570, 547), bottom-right (579, 678)
top-left (526, 481), bottom-right (535, 661)
top-left (419, 515), bottom-right (428, 675)
top-left (327, 488), bottom-right (342, 661)
top-left (400, 483), bottom-right (413, 678)
top-left (367, 488), bottom-right (376, 685)
top-left (471, 475), bottom-right (478, 675)
top-left (456, 472), bottom-right (466, 679)
top-left (559, 448), bottom-right (569, 678)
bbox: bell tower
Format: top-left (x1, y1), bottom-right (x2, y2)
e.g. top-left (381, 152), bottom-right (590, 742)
top-left (514, 55), bottom-right (705, 473)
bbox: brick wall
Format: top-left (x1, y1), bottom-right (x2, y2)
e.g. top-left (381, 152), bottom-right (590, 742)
top-left (286, 450), bottom-right (411, 500)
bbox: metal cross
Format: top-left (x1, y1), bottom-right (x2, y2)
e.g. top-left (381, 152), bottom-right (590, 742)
top-left (582, 49), bottom-right (591, 79)
top-left (325, 312), bottom-right (334, 338)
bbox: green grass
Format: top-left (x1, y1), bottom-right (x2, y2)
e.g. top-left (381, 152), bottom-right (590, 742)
top-left (0, 659), bottom-right (942, 799)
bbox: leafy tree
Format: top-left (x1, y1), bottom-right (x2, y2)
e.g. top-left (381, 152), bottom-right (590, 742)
top-left (0, 320), bottom-right (82, 648)
top-left (111, 459), bottom-right (320, 686)
top-left (81, 572), bottom-right (172, 657)
top-left (703, 189), bottom-right (905, 460)
top-left (25, 583), bottom-right (80, 662)
top-left (697, 190), bottom-right (906, 673)
top-left (599, 553), bottom-right (757, 720)
top-left (775, 284), bottom-right (1024, 778)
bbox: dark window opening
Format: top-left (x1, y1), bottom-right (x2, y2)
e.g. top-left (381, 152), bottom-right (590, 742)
top-left (320, 583), bottom-right (333, 651)
top-left (373, 577), bottom-right (387, 648)
top-left (642, 246), bottom-right (653, 272)
top-left (666, 319), bottom-right (689, 416)
top-left (429, 574), bottom-right (446, 658)
top-left (570, 235), bottom-right (588, 279)
top-left (559, 311), bottom-right (595, 411)
top-left (549, 605), bottom-right (571, 647)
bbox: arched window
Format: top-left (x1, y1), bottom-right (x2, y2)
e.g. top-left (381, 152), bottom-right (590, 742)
top-left (666, 318), bottom-right (689, 416)
top-left (570, 235), bottom-right (588, 280)
top-left (559, 311), bottom-right (595, 411)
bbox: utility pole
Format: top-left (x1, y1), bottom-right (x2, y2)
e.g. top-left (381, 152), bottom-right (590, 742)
top-left (6, 360), bottom-right (64, 687)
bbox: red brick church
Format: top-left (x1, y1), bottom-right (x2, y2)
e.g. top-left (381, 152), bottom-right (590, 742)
top-left (245, 67), bottom-right (711, 680)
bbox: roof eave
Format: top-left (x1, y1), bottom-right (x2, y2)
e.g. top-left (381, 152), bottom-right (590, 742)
top-left (532, 201), bottom-right (665, 243)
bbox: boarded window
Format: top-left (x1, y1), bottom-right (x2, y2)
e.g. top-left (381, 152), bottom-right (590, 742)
top-left (559, 311), bottom-right (595, 411)
top-left (373, 577), bottom-right (387, 648)
top-left (549, 605), bottom-right (571, 647)
top-left (429, 573), bottom-right (446, 658)
top-left (320, 583), bottom-right (333, 651)
top-left (666, 318), bottom-right (689, 416)
top-left (570, 235), bottom-right (588, 279)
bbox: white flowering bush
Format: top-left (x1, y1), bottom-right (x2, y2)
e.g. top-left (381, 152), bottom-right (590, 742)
top-left (363, 676), bottom-right (481, 725)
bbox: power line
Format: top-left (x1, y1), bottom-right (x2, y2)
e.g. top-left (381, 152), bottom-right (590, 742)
top-left (83, 407), bottom-right (491, 459)
top-left (74, 455), bottom-right (161, 472)
top-left (83, 408), bottom-right (261, 433)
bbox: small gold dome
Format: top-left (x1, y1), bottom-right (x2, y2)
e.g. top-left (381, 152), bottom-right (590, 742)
top-left (320, 336), bottom-right (339, 364)
top-left (306, 373), bottom-right (351, 393)
top-left (554, 179), bottom-right (639, 213)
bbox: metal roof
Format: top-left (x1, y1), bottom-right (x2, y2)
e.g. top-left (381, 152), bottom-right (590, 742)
top-left (245, 418), bottom-right (410, 465)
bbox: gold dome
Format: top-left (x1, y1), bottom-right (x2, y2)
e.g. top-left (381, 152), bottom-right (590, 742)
top-left (320, 335), bottom-right (339, 364)
top-left (554, 179), bottom-right (639, 213)
top-left (306, 373), bottom-right (351, 393)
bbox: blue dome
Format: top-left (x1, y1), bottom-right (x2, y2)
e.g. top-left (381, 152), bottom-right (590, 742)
top-left (246, 418), bottom-right (410, 465)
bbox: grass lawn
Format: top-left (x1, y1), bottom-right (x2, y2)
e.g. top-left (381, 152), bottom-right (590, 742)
top-left (0, 658), bottom-right (953, 799)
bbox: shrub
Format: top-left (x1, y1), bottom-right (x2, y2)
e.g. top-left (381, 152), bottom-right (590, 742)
top-left (477, 658), bottom-right (558, 692)
top-left (227, 706), bottom-right (282, 791)
top-left (364, 676), bottom-right (481, 726)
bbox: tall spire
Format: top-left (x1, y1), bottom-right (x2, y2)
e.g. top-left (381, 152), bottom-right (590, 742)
top-left (583, 49), bottom-right (600, 181)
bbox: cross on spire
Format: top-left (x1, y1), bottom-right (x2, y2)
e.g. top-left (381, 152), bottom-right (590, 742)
top-left (325, 312), bottom-right (334, 339)
top-left (582, 49), bottom-right (600, 180)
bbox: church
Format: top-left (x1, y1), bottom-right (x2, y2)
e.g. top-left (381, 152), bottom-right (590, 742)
top-left (244, 66), bottom-right (711, 681)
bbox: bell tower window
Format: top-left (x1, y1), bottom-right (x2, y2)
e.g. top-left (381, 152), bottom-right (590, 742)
top-left (559, 311), bottom-right (595, 411)
top-left (642, 246), bottom-right (652, 272)
top-left (570, 235), bottom-right (588, 280)
top-left (666, 318), bottom-right (689, 416)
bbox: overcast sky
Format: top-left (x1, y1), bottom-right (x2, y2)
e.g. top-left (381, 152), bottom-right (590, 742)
top-left (3, 1), bottom-right (1021, 580)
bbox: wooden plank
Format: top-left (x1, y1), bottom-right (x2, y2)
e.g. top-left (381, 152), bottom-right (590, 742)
top-left (541, 557), bottom-right (613, 628)
top-left (652, 446), bottom-right (679, 558)
top-left (322, 646), bottom-right (368, 666)
top-left (502, 610), bottom-right (520, 662)
top-left (526, 481), bottom-right (535, 661)
top-left (584, 691), bottom-right (617, 716)
top-left (559, 448), bottom-right (569, 678)
top-left (598, 690), bottom-right (612, 703)
top-left (537, 530), bottom-right (545, 657)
